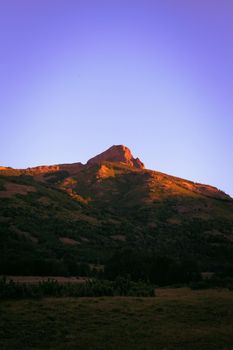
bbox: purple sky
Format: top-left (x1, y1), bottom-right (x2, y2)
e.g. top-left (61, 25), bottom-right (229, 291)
top-left (0, 0), bottom-right (232, 196)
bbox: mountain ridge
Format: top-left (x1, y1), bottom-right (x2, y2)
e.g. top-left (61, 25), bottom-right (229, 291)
top-left (0, 145), bottom-right (231, 200)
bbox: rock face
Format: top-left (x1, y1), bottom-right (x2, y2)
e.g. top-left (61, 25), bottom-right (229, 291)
top-left (26, 165), bottom-right (60, 174)
top-left (87, 145), bottom-right (145, 169)
top-left (25, 163), bottom-right (83, 176)
top-left (0, 166), bottom-right (11, 170)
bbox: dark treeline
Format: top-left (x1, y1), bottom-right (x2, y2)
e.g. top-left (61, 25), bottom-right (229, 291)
top-left (0, 258), bottom-right (93, 277)
top-left (0, 249), bottom-right (201, 287)
top-left (2, 245), bottom-right (233, 288)
top-left (1, 248), bottom-right (201, 286)
top-left (104, 249), bottom-right (201, 286)
top-left (0, 277), bottom-right (155, 299)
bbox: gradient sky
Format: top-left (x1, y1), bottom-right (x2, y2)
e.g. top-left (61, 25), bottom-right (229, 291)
top-left (0, 0), bottom-right (232, 196)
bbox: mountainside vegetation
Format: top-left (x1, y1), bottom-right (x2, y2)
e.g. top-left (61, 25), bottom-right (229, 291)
top-left (1, 145), bottom-right (233, 285)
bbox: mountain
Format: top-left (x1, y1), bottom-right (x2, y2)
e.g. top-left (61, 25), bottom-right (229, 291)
top-left (0, 145), bottom-right (233, 277)
top-left (87, 145), bottom-right (145, 169)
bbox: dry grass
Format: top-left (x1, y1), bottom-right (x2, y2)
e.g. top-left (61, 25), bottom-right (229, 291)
top-left (0, 182), bottom-right (36, 198)
top-left (1, 288), bottom-right (233, 350)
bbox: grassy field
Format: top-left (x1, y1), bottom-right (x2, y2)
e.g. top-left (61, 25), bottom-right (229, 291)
top-left (1, 288), bottom-right (233, 350)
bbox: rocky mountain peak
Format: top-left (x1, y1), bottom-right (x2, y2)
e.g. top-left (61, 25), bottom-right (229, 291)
top-left (87, 145), bottom-right (145, 169)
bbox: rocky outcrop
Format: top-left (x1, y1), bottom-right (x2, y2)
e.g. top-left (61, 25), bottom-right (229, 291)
top-left (87, 145), bottom-right (145, 169)
top-left (25, 162), bottom-right (83, 176)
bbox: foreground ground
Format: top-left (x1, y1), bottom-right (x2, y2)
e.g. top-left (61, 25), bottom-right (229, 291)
top-left (1, 288), bottom-right (233, 350)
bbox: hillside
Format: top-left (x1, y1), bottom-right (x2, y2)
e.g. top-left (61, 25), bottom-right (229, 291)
top-left (0, 145), bottom-right (233, 278)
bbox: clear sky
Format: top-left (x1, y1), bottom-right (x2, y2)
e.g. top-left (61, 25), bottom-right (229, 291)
top-left (0, 0), bottom-right (232, 196)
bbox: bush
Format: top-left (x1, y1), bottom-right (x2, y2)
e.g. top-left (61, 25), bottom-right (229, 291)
top-left (0, 277), bottom-right (155, 299)
top-left (114, 276), bottom-right (155, 297)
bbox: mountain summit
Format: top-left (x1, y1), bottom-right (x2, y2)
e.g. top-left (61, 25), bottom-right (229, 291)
top-left (87, 145), bottom-right (145, 169)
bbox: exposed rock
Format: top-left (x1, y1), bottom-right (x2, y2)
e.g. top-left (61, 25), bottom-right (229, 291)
top-left (26, 165), bottom-right (60, 174)
top-left (26, 162), bottom-right (83, 176)
top-left (0, 166), bottom-right (12, 170)
top-left (96, 165), bottom-right (115, 180)
top-left (59, 237), bottom-right (80, 246)
top-left (87, 145), bottom-right (145, 169)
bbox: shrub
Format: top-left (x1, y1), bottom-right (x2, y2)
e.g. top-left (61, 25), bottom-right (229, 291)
top-left (0, 277), bottom-right (155, 299)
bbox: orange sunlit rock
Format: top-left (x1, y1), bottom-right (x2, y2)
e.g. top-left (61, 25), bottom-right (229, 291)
top-left (87, 145), bottom-right (145, 169)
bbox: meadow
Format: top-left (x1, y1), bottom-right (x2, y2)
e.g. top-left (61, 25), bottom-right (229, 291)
top-left (1, 288), bottom-right (233, 350)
